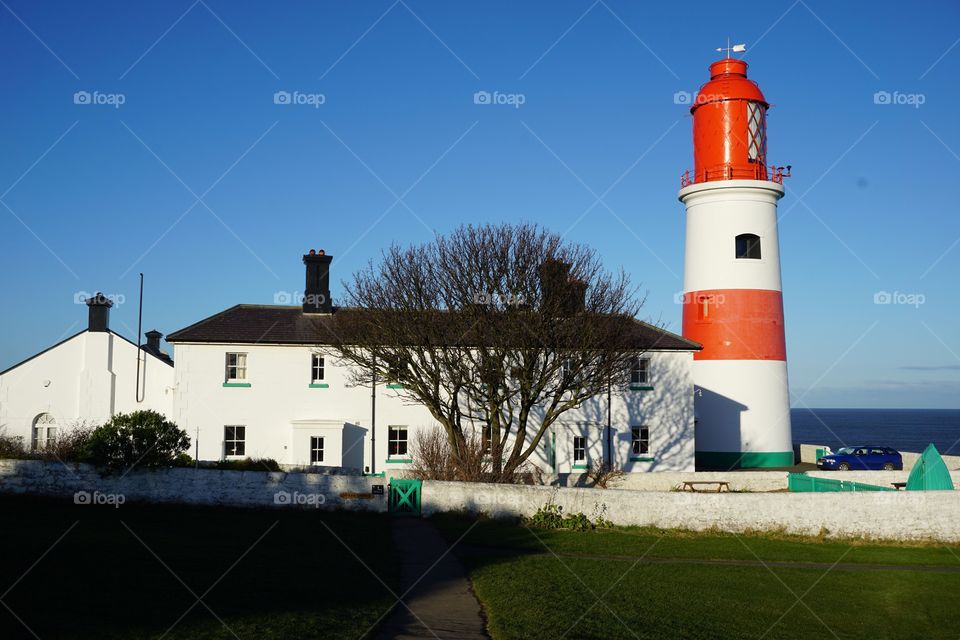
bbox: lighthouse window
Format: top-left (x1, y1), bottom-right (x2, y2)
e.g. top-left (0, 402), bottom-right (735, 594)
top-left (747, 102), bottom-right (766, 163)
top-left (735, 234), bottom-right (762, 260)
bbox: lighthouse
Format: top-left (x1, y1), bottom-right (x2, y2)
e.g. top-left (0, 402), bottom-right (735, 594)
top-left (679, 55), bottom-right (793, 469)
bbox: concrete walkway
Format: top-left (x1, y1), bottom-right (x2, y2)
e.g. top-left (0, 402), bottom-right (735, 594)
top-left (375, 518), bottom-right (488, 639)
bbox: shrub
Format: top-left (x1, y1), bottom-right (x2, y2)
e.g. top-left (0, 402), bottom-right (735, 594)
top-left (38, 422), bottom-right (93, 463)
top-left (0, 431), bottom-right (28, 460)
top-left (83, 410), bottom-right (190, 471)
top-left (214, 457), bottom-right (281, 472)
top-left (585, 460), bottom-right (625, 489)
top-left (527, 500), bottom-right (614, 531)
top-left (172, 453), bottom-right (194, 467)
top-left (562, 511), bottom-right (592, 532)
top-left (528, 502), bottom-right (564, 529)
top-left (410, 427), bottom-right (492, 482)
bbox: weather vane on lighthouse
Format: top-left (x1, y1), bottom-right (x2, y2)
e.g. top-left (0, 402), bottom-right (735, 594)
top-left (716, 39), bottom-right (746, 57)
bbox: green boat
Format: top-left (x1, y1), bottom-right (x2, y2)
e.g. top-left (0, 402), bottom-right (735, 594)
top-left (905, 443), bottom-right (954, 491)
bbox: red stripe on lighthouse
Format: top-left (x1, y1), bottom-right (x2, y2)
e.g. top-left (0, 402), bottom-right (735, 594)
top-left (682, 289), bottom-right (786, 361)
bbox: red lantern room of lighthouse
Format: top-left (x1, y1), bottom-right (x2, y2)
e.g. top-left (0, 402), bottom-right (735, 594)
top-left (682, 58), bottom-right (790, 187)
top-left (678, 56), bottom-right (794, 469)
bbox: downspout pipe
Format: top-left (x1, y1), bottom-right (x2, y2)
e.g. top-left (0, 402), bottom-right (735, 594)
top-left (370, 358), bottom-right (377, 475)
top-left (606, 373), bottom-right (612, 467)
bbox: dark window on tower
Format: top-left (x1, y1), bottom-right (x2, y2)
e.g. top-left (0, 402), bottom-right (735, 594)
top-left (735, 234), bottom-right (761, 260)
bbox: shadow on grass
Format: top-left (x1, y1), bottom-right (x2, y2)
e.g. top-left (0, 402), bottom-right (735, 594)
top-left (428, 512), bottom-right (960, 640)
top-left (0, 495), bottom-right (398, 640)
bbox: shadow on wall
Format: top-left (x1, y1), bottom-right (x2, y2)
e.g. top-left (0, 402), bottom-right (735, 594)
top-left (572, 353), bottom-right (699, 474)
top-left (343, 422), bottom-right (367, 471)
top-left (693, 386), bottom-right (747, 469)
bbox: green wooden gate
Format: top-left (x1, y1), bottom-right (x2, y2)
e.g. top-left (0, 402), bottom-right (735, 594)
top-left (388, 479), bottom-right (422, 516)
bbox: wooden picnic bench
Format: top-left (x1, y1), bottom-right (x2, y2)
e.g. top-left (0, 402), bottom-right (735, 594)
top-left (891, 482), bottom-right (907, 491)
top-left (681, 481), bottom-right (730, 493)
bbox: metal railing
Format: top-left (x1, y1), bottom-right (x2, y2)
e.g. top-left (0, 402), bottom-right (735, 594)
top-left (681, 164), bottom-right (791, 187)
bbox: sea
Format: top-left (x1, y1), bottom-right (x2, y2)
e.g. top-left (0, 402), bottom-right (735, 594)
top-left (791, 409), bottom-right (960, 455)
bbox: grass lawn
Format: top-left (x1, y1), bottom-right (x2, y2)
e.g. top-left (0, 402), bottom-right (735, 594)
top-left (0, 495), bottom-right (398, 640)
top-left (433, 514), bottom-right (960, 640)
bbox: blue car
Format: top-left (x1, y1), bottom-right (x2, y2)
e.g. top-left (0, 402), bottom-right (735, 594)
top-left (817, 446), bottom-right (903, 471)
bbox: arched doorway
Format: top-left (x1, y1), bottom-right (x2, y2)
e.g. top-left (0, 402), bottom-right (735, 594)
top-left (32, 413), bottom-right (57, 450)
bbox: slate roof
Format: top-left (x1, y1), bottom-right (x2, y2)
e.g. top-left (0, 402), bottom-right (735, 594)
top-left (166, 305), bottom-right (701, 351)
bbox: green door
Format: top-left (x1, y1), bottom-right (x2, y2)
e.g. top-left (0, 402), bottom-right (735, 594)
top-left (388, 479), bottom-right (422, 516)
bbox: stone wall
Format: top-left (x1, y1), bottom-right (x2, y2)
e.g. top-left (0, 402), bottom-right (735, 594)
top-left (594, 470), bottom-right (788, 492)
top-left (420, 480), bottom-right (960, 542)
top-left (0, 460), bottom-right (389, 512)
top-left (5, 459), bottom-right (960, 542)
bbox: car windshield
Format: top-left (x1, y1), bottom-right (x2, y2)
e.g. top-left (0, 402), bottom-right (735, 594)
top-left (836, 447), bottom-right (855, 455)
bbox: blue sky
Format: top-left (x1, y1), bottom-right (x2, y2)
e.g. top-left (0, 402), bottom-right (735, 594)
top-left (1, 0), bottom-right (958, 408)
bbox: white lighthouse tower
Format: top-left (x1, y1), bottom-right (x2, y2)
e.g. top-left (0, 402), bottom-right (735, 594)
top-left (679, 55), bottom-right (793, 468)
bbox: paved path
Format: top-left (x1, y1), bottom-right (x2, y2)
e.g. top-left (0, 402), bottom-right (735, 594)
top-left (375, 519), bottom-right (488, 640)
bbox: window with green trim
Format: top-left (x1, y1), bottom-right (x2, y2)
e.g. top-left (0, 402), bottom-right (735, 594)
top-left (573, 436), bottom-right (585, 464)
top-left (388, 426), bottom-right (408, 457)
top-left (311, 353), bottom-right (325, 383)
top-left (630, 357), bottom-right (649, 385)
top-left (225, 352), bottom-right (247, 382)
top-left (632, 426), bottom-right (649, 455)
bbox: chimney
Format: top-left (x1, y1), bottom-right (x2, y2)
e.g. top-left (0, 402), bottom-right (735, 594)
top-left (303, 249), bottom-right (333, 314)
top-left (145, 329), bottom-right (162, 351)
top-left (86, 292), bottom-right (113, 332)
top-left (141, 329), bottom-right (173, 364)
top-left (539, 259), bottom-right (586, 315)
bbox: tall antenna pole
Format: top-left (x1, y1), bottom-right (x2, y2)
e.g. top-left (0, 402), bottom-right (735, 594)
top-left (135, 273), bottom-right (145, 403)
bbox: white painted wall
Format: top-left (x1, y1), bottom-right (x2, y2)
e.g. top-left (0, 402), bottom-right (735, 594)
top-left (421, 480), bottom-right (960, 542)
top-left (0, 459), bottom-right (387, 511)
top-left (680, 179), bottom-right (784, 292)
top-left (170, 342), bottom-right (696, 473)
top-left (0, 331), bottom-right (174, 447)
top-left (693, 360), bottom-right (792, 455)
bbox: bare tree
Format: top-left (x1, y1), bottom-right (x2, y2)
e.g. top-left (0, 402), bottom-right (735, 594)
top-left (327, 223), bottom-right (652, 482)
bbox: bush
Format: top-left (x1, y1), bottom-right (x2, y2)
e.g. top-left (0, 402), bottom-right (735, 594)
top-left (83, 410), bottom-right (190, 471)
top-left (172, 453), bottom-right (194, 467)
top-left (0, 431), bottom-right (28, 459)
top-left (410, 426), bottom-right (533, 483)
top-left (410, 427), bottom-right (491, 482)
top-left (528, 502), bottom-right (565, 529)
top-left (38, 422), bottom-right (93, 463)
top-left (585, 460), bottom-right (624, 489)
top-left (526, 500), bottom-right (614, 531)
top-left (214, 457), bottom-right (281, 472)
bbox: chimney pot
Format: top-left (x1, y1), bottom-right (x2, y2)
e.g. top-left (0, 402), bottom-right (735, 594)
top-left (86, 292), bottom-right (113, 332)
top-left (302, 251), bottom-right (334, 313)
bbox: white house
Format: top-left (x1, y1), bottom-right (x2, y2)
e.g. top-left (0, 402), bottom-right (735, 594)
top-left (0, 295), bottom-right (175, 449)
top-left (165, 251), bottom-right (701, 474)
